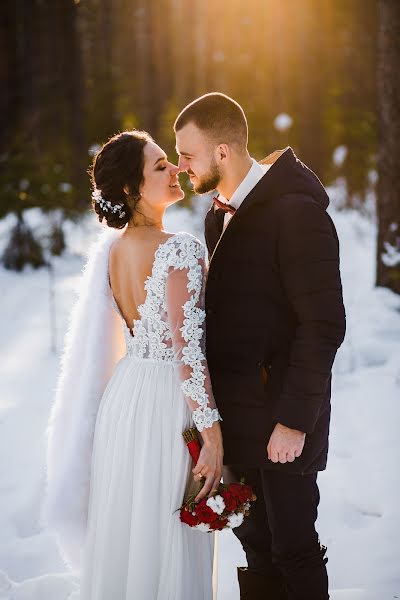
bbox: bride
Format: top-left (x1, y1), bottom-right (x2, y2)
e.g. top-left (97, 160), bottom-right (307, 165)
top-left (42, 130), bottom-right (223, 599)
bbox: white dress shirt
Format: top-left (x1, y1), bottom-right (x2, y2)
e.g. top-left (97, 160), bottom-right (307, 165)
top-left (218, 158), bottom-right (272, 228)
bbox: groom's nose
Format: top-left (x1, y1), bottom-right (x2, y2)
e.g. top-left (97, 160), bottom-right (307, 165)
top-left (178, 156), bottom-right (188, 172)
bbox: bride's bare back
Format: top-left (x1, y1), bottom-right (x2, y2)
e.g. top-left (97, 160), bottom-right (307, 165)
top-left (108, 229), bottom-right (174, 333)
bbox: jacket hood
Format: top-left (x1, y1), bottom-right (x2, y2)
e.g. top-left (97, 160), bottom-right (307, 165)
top-left (260, 147), bottom-right (329, 210)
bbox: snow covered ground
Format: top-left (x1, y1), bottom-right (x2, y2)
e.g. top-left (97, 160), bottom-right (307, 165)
top-left (0, 197), bottom-right (399, 599)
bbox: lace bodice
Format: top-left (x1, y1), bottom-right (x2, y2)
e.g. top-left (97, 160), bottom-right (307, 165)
top-left (110, 232), bottom-right (221, 432)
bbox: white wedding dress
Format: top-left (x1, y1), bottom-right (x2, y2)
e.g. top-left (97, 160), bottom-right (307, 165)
top-left (76, 232), bottom-right (220, 600)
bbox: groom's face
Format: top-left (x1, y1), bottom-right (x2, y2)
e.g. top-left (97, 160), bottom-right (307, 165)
top-left (175, 123), bottom-right (222, 194)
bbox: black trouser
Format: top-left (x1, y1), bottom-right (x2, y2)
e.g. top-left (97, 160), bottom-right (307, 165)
top-left (224, 466), bottom-right (329, 600)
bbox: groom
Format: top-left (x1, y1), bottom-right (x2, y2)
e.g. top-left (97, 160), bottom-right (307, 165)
top-left (174, 93), bottom-right (346, 600)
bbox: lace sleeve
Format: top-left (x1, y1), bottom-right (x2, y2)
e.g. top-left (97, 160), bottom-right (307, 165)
top-left (165, 237), bottom-right (221, 432)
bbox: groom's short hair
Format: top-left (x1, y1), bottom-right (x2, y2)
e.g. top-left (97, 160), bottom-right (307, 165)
top-left (174, 92), bottom-right (248, 151)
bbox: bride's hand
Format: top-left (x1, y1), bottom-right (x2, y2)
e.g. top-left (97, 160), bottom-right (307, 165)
top-left (192, 422), bottom-right (223, 502)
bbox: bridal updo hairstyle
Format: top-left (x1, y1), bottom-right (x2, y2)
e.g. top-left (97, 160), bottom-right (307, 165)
top-left (89, 130), bottom-right (153, 229)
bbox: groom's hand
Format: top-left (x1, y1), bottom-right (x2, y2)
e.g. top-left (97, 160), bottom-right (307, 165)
top-left (267, 422), bottom-right (306, 464)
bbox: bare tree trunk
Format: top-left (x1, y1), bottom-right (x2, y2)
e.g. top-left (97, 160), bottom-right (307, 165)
top-left (60, 0), bottom-right (86, 206)
top-left (79, 0), bottom-right (118, 142)
top-left (170, 0), bottom-right (197, 105)
top-left (135, 0), bottom-right (157, 132)
top-left (376, 0), bottom-right (400, 293)
top-left (0, 1), bottom-right (19, 148)
top-left (192, 0), bottom-right (207, 96)
top-left (296, 0), bottom-right (329, 179)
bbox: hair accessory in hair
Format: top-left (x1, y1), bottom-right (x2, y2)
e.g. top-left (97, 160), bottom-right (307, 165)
top-left (92, 186), bottom-right (126, 219)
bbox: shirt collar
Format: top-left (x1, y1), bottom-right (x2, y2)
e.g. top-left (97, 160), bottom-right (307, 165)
top-left (218, 158), bottom-right (270, 210)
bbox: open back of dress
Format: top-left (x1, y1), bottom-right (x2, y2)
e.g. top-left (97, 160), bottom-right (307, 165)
top-left (108, 233), bottom-right (168, 335)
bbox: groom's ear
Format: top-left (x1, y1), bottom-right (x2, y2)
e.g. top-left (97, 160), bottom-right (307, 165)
top-left (215, 143), bottom-right (230, 162)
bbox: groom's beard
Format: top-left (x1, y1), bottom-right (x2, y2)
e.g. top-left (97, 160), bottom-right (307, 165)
top-left (192, 158), bottom-right (221, 194)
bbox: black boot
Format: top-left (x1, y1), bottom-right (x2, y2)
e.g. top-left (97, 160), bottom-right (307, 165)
top-left (237, 566), bottom-right (287, 600)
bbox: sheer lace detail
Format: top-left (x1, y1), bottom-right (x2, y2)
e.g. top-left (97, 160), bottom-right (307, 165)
top-left (110, 233), bottom-right (221, 432)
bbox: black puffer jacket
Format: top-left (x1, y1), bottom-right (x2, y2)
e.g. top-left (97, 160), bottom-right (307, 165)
top-left (204, 147), bottom-right (346, 472)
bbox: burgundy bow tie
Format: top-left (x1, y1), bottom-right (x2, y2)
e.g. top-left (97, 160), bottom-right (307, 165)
top-left (213, 196), bottom-right (236, 214)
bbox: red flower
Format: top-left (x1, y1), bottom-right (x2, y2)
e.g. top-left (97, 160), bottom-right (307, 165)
top-left (209, 518), bottom-right (228, 531)
top-left (180, 508), bottom-right (199, 527)
top-left (222, 490), bottom-right (238, 512)
top-left (228, 483), bottom-right (253, 503)
top-left (195, 499), bottom-right (219, 523)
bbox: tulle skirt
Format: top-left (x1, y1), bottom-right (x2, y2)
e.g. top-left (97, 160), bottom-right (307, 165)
top-left (78, 356), bottom-right (214, 600)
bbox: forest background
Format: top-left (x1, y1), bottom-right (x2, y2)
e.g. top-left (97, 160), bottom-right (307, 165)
top-left (1, 2), bottom-right (400, 597)
top-left (1, 0), bottom-right (399, 295)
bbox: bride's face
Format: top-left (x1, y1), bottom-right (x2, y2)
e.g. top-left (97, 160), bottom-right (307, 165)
top-left (140, 141), bottom-right (184, 207)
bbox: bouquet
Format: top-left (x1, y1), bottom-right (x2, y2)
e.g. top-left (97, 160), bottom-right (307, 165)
top-left (178, 428), bottom-right (256, 532)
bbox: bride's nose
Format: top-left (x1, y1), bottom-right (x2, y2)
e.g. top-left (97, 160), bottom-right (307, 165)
top-left (169, 164), bottom-right (179, 176)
